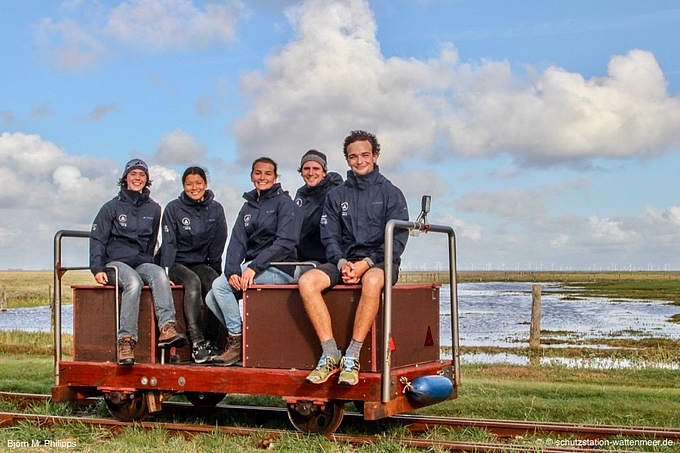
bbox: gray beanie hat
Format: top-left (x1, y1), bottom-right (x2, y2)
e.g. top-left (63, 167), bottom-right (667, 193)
top-left (122, 158), bottom-right (149, 179)
top-left (299, 149), bottom-right (327, 171)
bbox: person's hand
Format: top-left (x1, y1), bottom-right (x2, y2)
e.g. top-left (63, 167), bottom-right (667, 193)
top-left (228, 273), bottom-right (242, 290)
top-left (94, 272), bottom-right (108, 285)
top-left (342, 261), bottom-right (369, 284)
top-left (239, 267), bottom-right (257, 289)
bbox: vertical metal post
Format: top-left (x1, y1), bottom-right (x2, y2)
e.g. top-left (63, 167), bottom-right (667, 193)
top-left (52, 230), bottom-right (91, 387)
top-left (382, 217), bottom-right (460, 402)
top-left (53, 232), bottom-right (63, 386)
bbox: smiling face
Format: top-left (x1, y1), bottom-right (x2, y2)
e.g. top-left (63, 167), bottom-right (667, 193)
top-left (301, 160), bottom-right (327, 188)
top-left (251, 161), bottom-right (277, 192)
top-left (183, 173), bottom-right (207, 201)
top-left (125, 169), bottom-right (148, 192)
top-left (346, 140), bottom-right (377, 176)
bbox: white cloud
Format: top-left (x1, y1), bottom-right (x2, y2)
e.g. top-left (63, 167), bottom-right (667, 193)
top-left (233, 0), bottom-right (680, 172)
top-left (105, 0), bottom-right (242, 51)
top-left (36, 0), bottom-right (243, 70)
top-left (0, 132), bottom-right (220, 268)
top-left (153, 129), bottom-right (207, 166)
top-left (36, 18), bottom-right (106, 71)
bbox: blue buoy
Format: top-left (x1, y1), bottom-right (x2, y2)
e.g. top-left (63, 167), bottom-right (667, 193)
top-left (403, 375), bottom-right (453, 404)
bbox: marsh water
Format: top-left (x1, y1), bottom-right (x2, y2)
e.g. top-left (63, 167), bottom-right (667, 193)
top-left (2, 281), bottom-right (679, 367)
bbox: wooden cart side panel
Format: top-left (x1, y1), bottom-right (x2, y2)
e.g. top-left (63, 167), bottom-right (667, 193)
top-left (242, 284), bottom-right (440, 371)
top-left (72, 286), bottom-right (189, 364)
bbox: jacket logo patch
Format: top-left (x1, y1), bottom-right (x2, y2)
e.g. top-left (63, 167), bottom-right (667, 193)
top-left (320, 214), bottom-right (327, 225)
top-left (295, 198), bottom-right (303, 207)
top-left (244, 214), bottom-right (251, 227)
top-left (118, 214), bottom-right (128, 226)
top-left (182, 217), bottom-right (191, 230)
top-left (341, 202), bottom-right (349, 216)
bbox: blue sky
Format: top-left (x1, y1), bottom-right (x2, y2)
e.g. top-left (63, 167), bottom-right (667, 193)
top-left (1, 0), bottom-right (679, 271)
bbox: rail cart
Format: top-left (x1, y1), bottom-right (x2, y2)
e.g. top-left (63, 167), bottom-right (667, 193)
top-left (51, 196), bottom-right (460, 434)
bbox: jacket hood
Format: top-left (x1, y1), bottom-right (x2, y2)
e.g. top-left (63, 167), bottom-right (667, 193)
top-left (179, 188), bottom-right (215, 207)
top-left (297, 171), bottom-right (343, 196)
top-left (118, 187), bottom-right (151, 207)
top-left (243, 182), bottom-right (286, 203)
top-left (345, 165), bottom-right (383, 190)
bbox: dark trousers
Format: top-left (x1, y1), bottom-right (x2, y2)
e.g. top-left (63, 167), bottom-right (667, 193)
top-left (169, 263), bottom-right (220, 345)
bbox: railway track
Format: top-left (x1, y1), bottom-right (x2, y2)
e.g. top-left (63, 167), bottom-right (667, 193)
top-left (1, 392), bottom-right (677, 452)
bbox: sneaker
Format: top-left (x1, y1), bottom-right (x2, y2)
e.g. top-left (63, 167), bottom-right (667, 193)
top-left (158, 321), bottom-right (188, 348)
top-left (305, 351), bottom-right (341, 384)
top-left (117, 335), bottom-right (135, 366)
top-left (205, 340), bottom-right (221, 360)
top-left (191, 341), bottom-right (211, 364)
top-left (338, 355), bottom-right (360, 386)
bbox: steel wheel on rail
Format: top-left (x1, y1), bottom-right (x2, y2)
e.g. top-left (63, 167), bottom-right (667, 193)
top-left (184, 392), bottom-right (226, 409)
top-left (287, 400), bottom-right (345, 434)
top-left (104, 391), bottom-right (148, 422)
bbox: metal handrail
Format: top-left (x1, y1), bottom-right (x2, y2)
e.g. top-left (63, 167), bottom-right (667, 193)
top-left (53, 230), bottom-right (90, 386)
top-left (382, 196), bottom-right (460, 403)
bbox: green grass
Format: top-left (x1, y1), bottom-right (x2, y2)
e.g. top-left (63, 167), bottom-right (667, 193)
top-left (0, 353), bottom-right (54, 394)
top-left (0, 270), bottom-right (92, 308)
top-left (563, 279), bottom-right (680, 305)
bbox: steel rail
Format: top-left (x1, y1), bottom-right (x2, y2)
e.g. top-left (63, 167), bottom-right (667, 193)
top-left (2, 392), bottom-right (677, 442)
top-left (0, 411), bottom-right (639, 453)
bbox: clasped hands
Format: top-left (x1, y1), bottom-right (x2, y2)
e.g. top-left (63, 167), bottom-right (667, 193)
top-left (341, 260), bottom-right (370, 284)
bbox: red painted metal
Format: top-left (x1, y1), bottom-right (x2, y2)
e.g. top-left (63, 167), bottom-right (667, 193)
top-left (54, 283), bottom-right (455, 423)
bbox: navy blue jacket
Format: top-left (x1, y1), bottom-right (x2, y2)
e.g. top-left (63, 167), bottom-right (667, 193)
top-left (159, 189), bottom-right (228, 274)
top-left (321, 166), bottom-right (409, 266)
top-left (89, 188), bottom-right (161, 275)
top-left (224, 183), bottom-right (301, 278)
top-left (293, 172), bottom-right (343, 262)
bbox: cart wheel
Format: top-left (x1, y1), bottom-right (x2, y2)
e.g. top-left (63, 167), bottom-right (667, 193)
top-left (104, 392), bottom-right (148, 422)
top-left (185, 392), bottom-right (226, 409)
top-left (287, 400), bottom-right (345, 434)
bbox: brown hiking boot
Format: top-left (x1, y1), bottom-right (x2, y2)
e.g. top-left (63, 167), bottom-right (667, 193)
top-left (117, 335), bottom-right (135, 366)
top-left (158, 321), bottom-right (188, 349)
top-left (213, 333), bottom-right (242, 366)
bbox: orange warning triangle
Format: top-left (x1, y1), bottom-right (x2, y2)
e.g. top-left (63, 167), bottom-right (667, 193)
top-left (424, 326), bottom-right (434, 346)
top-left (389, 335), bottom-right (396, 351)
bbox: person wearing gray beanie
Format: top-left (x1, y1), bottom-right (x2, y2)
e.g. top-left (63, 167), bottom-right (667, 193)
top-left (293, 150), bottom-right (343, 280)
top-left (298, 149), bottom-right (328, 172)
top-left (298, 130), bottom-right (409, 387)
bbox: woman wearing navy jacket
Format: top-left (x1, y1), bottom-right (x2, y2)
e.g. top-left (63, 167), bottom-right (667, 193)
top-left (206, 157), bottom-right (301, 366)
top-left (159, 166), bottom-right (228, 363)
top-left (89, 158), bottom-right (187, 366)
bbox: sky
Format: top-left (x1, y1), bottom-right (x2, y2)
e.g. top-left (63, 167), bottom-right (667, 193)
top-left (1, 0), bottom-right (680, 272)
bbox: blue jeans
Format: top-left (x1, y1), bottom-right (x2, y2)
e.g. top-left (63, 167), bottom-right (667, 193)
top-left (106, 261), bottom-right (177, 342)
top-left (206, 265), bottom-right (293, 334)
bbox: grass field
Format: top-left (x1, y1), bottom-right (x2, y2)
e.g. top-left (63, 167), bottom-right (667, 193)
top-left (0, 270), bottom-right (93, 308)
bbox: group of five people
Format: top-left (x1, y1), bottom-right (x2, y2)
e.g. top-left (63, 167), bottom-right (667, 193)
top-left (89, 130), bottom-right (408, 386)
